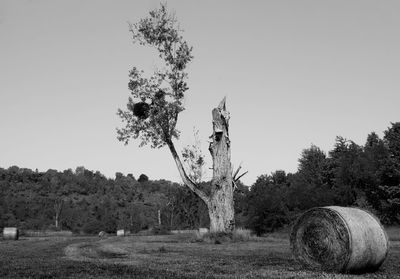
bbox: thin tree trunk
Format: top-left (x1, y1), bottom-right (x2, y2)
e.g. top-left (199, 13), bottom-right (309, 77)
top-left (54, 199), bottom-right (63, 229)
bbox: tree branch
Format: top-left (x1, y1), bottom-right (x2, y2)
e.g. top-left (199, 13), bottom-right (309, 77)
top-left (235, 171), bottom-right (248, 182)
top-left (232, 165), bottom-right (242, 180)
top-left (166, 139), bottom-right (209, 204)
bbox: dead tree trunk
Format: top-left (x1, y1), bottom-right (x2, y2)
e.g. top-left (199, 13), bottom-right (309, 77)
top-left (207, 97), bottom-right (235, 232)
top-left (167, 97), bottom-right (235, 233)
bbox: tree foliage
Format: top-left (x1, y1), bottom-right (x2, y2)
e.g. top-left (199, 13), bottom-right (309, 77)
top-left (138, 173), bottom-right (149, 183)
top-left (181, 128), bottom-right (206, 184)
top-left (117, 4), bottom-right (193, 148)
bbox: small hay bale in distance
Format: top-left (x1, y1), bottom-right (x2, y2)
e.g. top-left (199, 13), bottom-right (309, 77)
top-left (3, 227), bottom-right (19, 240)
top-left (98, 231), bottom-right (106, 237)
top-left (116, 229), bottom-right (125, 237)
top-left (199, 228), bottom-right (209, 235)
top-left (290, 206), bottom-right (389, 274)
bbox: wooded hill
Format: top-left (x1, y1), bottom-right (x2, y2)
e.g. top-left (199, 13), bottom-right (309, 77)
top-left (0, 167), bottom-right (209, 234)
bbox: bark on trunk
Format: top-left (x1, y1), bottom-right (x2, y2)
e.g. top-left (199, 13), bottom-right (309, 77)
top-left (208, 97), bottom-right (235, 233)
top-left (166, 98), bottom-right (235, 233)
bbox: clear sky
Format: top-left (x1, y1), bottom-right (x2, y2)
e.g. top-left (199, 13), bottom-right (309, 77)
top-left (1, 0), bottom-right (400, 185)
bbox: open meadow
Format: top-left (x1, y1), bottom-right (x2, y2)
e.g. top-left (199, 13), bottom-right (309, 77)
top-left (0, 228), bottom-right (399, 279)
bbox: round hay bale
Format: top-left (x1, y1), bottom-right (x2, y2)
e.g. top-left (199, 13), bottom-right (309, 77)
top-left (133, 102), bottom-right (150, 119)
top-left (116, 229), bottom-right (125, 237)
top-left (290, 206), bottom-right (389, 274)
top-left (3, 227), bottom-right (19, 240)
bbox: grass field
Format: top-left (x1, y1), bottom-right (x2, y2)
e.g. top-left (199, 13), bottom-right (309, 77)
top-left (0, 228), bottom-right (399, 279)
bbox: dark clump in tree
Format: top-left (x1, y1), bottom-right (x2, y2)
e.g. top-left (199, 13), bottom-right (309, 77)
top-left (133, 102), bottom-right (150, 119)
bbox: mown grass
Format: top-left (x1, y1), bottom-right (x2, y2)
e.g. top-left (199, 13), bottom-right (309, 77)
top-left (0, 237), bottom-right (197, 279)
top-left (0, 227), bottom-right (399, 279)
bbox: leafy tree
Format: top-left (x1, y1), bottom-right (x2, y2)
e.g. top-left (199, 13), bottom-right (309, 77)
top-left (384, 122), bottom-right (400, 163)
top-left (138, 174), bottom-right (149, 183)
top-left (364, 132), bottom-right (388, 185)
top-left (117, 4), bottom-right (239, 232)
top-left (246, 174), bottom-right (289, 235)
top-left (115, 172), bottom-right (124, 180)
top-left (378, 185), bottom-right (400, 223)
top-left (383, 122), bottom-right (400, 185)
top-left (328, 137), bottom-right (364, 205)
top-left (271, 170), bottom-right (287, 185)
top-left (298, 145), bottom-right (329, 187)
top-left (286, 172), bottom-right (336, 212)
top-left (359, 132), bottom-right (390, 210)
top-left (370, 123), bottom-right (400, 223)
top-left (233, 181), bottom-right (250, 228)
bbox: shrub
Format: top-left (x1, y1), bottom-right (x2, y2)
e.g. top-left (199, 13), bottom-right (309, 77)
top-left (82, 220), bottom-right (104, 234)
top-left (151, 226), bottom-right (171, 235)
top-left (232, 228), bottom-right (251, 242)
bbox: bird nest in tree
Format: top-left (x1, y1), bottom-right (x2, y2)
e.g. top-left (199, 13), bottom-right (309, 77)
top-left (133, 102), bottom-right (150, 119)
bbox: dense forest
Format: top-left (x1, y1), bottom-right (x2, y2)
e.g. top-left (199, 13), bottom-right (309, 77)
top-left (1, 123), bottom-right (399, 235)
top-left (244, 122), bottom-right (400, 234)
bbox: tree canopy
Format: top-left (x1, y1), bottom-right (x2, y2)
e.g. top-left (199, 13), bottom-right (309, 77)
top-left (117, 4), bottom-right (193, 148)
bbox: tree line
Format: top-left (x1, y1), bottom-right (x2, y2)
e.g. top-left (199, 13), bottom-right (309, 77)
top-left (0, 167), bottom-right (208, 234)
top-left (1, 122), bottom-right (399, 234)
top-left (243, 122), bottom-right (400, 235)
